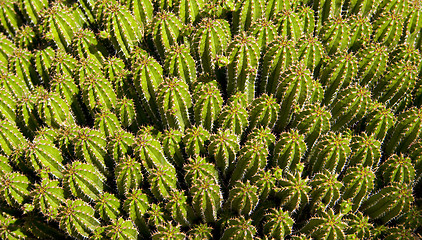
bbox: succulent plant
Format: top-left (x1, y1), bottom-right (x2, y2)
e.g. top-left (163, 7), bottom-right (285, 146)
top-left (1, 0), bottom-right (422, 238)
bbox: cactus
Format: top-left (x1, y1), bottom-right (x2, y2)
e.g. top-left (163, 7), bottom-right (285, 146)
top-left (157, 77), bottom-right (192, 131)
top-left (225, 180), bottom-right (259, 216)
top-left (292, 103), bottom-right (331, 148)
top-left (166, 190), bottom-right (194, 227)
top-left (95, 192), bottom-right (121, 223)
top-left (372, 10), bottom-right (404, 47)
top-left (329, 84), bottom-right (372, 131)
top-left (208, 129), bottom-right (239, 174)
top-left (108, 129), bottom-right (135, 162)
top-left (35, 87), bottom-right (75, 128)
top-left (301, 205), bottom-right (350, 240)
top-left (261, 37), bottom-right (297, 94)
top-left (31, 178), bottom-right (65, 220)
top-left (187, 223), bottom-right (213, 240)
top-left (344, 211), bottom-right (373, 239)
top-left (190, 179), bottom-right (222, 223)
top-left (8, 48), bottom-right (37, 91)
top-left (165, 44), bottom-right (197, 87)
top-left (94, 110), bottom-right (120, 137)
top-left (193, 80), bottom-right (223, 131)
top-left (309, 170), bottom-right (343, 210)
top-left (192, 18), bottom-right (231, 75)
top-left (221, 216), bottom-right (256, 240)
top-left (41, 3), bottom-right (82, 51)
top-left (348, 133), bottom-right (381, 168)
top-left (230, 139), bottom-right (268, 184)
top-left (134, 131), bottom-right (175, 172)
top-left (275, 164), bottom-right (311, 212)
top-left (116, 97), bottom-right (136, 128)
top-left (0, 0), bottom-right (21, 37)
top-left (232, 0), bottom-right (264, 34)
top-left (183, 125), bottom-right (210, 157)
top-left (58, 199), bottom-right (101, 239)
top-left (151, 11), bottom-right (184, 60)
top-left (104, 218), bottom-right (138, 240)
top-left (341, 165), bottom-right (375, 212)
top-left (71, 29), bottom-right (105, 65)
top-left (272, 129), bottom-right (306, 171)
top-left (103, 3), bottom-right (143, 59)
top-left (0, 171), bottom-right (31, 207)
top-left (384, 107), bottom-right (422, 156)
top-left (307, 132), bottom-right (351, 175)
top-left (152, 222), bottom-right (186, 240)
top-left (149, 165), bottom-right (178, 200)
top-left (320, 51), bottom-right (358, 105)
top-left (276, 9), bottom-right (302, 41)
top-left (373, 60), bottom-right (417, 109)
top-left (251, 169), bottom-right (276, 200)
top-left (0, 119), bottom-right (26, 156)
top-left (248, 93), bottom-right (279, 130)
top-left (263, 207), bottom-right (294, 240)
top-left (184, 156), bottom-right (219, 187)
top-left (21, 136), bottom-right (65, 179)
top-left (378, 154), bottom-right (415, 186)
top-left (132, 48), bottom-right (163, 125)
top-left (348, 14), bottom-right (372, 50)
top-left (218, 100), bottom-right (249, 136)
top-left (361, 183), bottom-right (414, 223)
top-left (226, 32), bottom-right (260, 102)
top-left (64, 161), bottom-right (106, 202)
top-left (175, 0), bottom-right (204, 24)
top-left (129, 0), bottom-right (154, 26)
top-left (319, 16), bottom-right (350, 55)
top-left (123, 189), bottom-right (149, 231)
top-left (356, 43), bottom-right (388, 86)
top-left (115, 155), bottom-right (143, 197)
top-left (248, 18), bottom-right (277, 54)
top-left (161, 128), bottom-right (184, 167)
top-left (74, 127), bottom-right (109, 176)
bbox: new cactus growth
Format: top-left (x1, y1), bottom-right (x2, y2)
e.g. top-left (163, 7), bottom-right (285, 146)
top-left (263, 207), bottom-right (294, 239)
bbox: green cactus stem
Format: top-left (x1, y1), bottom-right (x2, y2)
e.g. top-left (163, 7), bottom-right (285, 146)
top-left (115, 155), bottom-right (143, 197)
top-left (105, 217), bottom-right (138, 240)
top-left (319, 16), bottom-right (350, 55)
top-left (361, 183), bottom-right (414, 223)
top-left (192, 18), bottom-right (231, 75)
top-left (291, 103), bottom-right (331, 148)
top-left (208, 129), bottom-right (239, 175)
top-left (165, 44), bottom-right (197, 87)
top-left (232, 0), bottom-right (264, 34)
top-left (64, 161), bottom-right (106, 202)
top-left (152, 222), bottom-right (186, 240)
top-left (263, 208), bottom-right (294, 240)
top-left (356, 43), bottom-right (388, 86)
top-left (95, 192), bottom-right (121, 222)
top-left (31, 178), bottom-right (65, 220)
top-left (307, 131), bottom-right (351, 175)
top-left (148, 165), bottom-right (178, 200)
top-left (261, 37), bottom-right (297, 94)
top-left (226, 32), bottom-right (260, 102)
top-left (329, 84), bottom-right (372, 131)
top-left (225, 180), bottom-right (259, 216)
top-left (193, 80), bottom-right (223, 131)
top-left (157, 77), bottom-right (192, 131)
top-left (378, 154), bottom-right (415, 186)
top-left (221, 216), bottom-right (256, 240)
top-left (151, 11), bottom-right (184, 60)
top-left (0, 171), bottom-right (31, 207)
top-left (166, 190), bottom-right (194, 227)
top-left (384, 107), bottom-right (422, 156)
top-left (190, 179), bottom-right (222, 223)
top-left (272, 129), bottom-right (306, 171)
top-left (348, 133), bottom-right (381, 168)
top-left (341, 165), bottom-right (375, 212)
top-left (58, 199), bottom-right (101, 239)
top-left (320, 50), bottom-right (358, 105)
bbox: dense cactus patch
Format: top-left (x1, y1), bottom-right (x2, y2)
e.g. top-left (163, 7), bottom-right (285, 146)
top-left (0, 0), bottom-right (422, 239)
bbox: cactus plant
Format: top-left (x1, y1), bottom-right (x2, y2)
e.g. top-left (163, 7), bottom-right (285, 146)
top-left (225, 180), bottom-right (259, 216)
top-left (272, 129), bottom-right (306, 171)
top-left (262, 207), bottom-right (294, 240)
top-left (208, 129), bottom-right (239, 174)
top-left (190, 179), bottom-right (222, 223)
top-left (341, 165), bottom-right (375, 212)
top-left (221, 216), bottom-right (256, 240)
top-left (378, 154), bottom-right (416, 186)
top-left (95, 192), bottom-right (121, 222)
top-left (193, 80), bottom-right (223, 131)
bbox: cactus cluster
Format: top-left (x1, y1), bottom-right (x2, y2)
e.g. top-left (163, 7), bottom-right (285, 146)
top-left (0, 0), bottom-right (422, 239)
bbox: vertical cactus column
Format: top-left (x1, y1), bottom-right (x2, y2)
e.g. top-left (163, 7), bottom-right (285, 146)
top-left (292, 103), bottom-right (331, 148)
top-left (248, 93), bottom-right (279, 130)
top-left (225, 180), bottom-right (259, 216)
top-left (151, 11), bottom-right (184, 60)
top-left (378, 154), bottom-right (415, 186)
top-left (226, 32), bottom-right (260, 102)
top-left (340, 165), bottom-right (375, 212)
top-left (193, 80), bottom-right (223, 131)
top-left (356, 43), bottom-right (388, 86)
top-left (309, 170), bottom-right (343, 210)
top-left (319, 16), bottom-right (350, 55)
top-left (165, 44), bottom-right (197, 87)
top-left (348, 133), bottom-right (381, 168)
top-left (190, 179), bottom-right (222, 223)
top-left (157, 77), bottom-right (192, 131)
top-left (192, 18), bottom-right (231, 75)
top-left (263, 208), bottom-right (294, 240)
top-left (274, 62), bottom-right (313, 131)
top-left (221, 216), bottom-right (256, 240)
top-left (232, 0), bottom-right (264, 34)
top-left (272, 129), bottom-right (306, 171)
top-left (208, 129), bottom-right (239, 175)
top-left (361, 183), bottom-right (413, 223)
